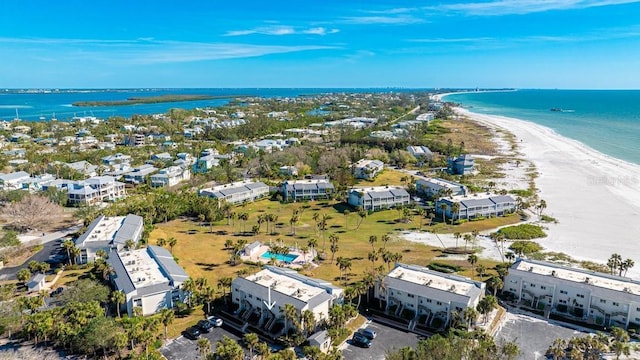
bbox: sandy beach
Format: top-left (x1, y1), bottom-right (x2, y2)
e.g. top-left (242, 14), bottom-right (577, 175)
top-left (420, 96), bottom-right (640, 277)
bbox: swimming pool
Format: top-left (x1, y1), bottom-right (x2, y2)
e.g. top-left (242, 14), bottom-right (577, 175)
top-left (261, 251), bottom-right (298, 263)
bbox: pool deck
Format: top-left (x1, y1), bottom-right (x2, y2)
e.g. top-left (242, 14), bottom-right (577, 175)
top-left (241, 244), bottom-right (317, 269)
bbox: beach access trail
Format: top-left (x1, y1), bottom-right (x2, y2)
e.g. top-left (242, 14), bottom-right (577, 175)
top-left (454, 107), bottom-right (640, 277)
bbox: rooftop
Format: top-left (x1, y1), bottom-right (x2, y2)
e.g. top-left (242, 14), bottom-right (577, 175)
top-left (386, 263), bottom-right (481, 297)
top-left (118, 248), bottom-right (169, 289)
top-left (417, 177), bottom-right (465, 189)
top-left (513, 259), bottom-right (640, 296)
top-left (244, 267), bottom-right (330, 303)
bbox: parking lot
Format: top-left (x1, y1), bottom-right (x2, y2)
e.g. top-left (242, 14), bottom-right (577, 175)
top-left (160, 325), bottom-right (243, 360)
top-left (342, 320), bottom-right (423, 360)
top-left (495, 312), bottom-right (588, 359)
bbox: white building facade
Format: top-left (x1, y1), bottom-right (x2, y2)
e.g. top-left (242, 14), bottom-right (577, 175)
top-left (504, 259), bottom-right (640, 329)
top-left (353, 159), bottom-right (384, 180)
top-left (416, 178), bottom-right (467, 198)
top-left (75, 214), bottom-right (144, 264)
top-left (348, 186), bottom-right (410, 211)
top-left (67, 176), bottom-right (126, 206)
top-left (199, 180), bottom-right (269, 205)
top-left (281, 179), bottom-right (335, 202)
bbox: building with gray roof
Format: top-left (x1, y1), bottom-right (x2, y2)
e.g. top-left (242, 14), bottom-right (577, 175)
top-left (436, 194), bottom-right (516, 220)
top-left (231, 266), bottom-right (343, 336)
top-left (348, 186), bottom-right (410, 211)
top-left (353, 159), bottom-right (384, 180)
top-left (375, 263), bottom-right (485, 330)
top-left (75, 214), bottom-right (144, 264)
top-left (67, 175), bottom-right (126, 206)
top-left (108, 245), bottom-right (188, 316)
top-left (281, 179), bottom-right (335, 202)
top-left (199, 180), bottom-right (269, 205)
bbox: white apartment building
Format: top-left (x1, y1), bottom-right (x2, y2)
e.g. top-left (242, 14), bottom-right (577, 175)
top-left (436, 194), bottom-right (516, 220)
top-left (199, 180), bottom-right (269, 205)
top-left (75, 214), bottom-right (144, 264)
top-left (231, 266), bottom-right (343, 335)
top-left (504, 259), bottom-right (640, 329)
top-left (416, 178), bottom-right (467, 198)
top-left (353, 159), bottom-right (384, 180)
top-left (281, 179), bottom-right (335, 202)
top-left (375, 263), bottom-right (485, 329)
top-left (0, 171), bottom-right (31, 190)
top-left (150, 165), bottom-right (191, 187)
top-left (108, 245), bottom-right (188, 316)
top-left (102, 153), bottom-right (132, 166)
top-left (67, 176), bottom-right (126, 206)
top-left (348, 186), bottom-right (410, 211)
top-left (124, 164), bottom-right (159, 184)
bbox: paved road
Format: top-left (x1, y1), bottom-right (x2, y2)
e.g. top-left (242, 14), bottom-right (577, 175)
top-left (342, 320), bottom-right (423, 360)
top-left (0, 230), bottom-right (75, 281)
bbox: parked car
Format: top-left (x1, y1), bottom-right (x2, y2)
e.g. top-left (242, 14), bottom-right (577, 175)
top-left (351, 333), bottom-right (371, 348)
top-left (197, 319), bottom-right (214, 333)
top-left (357, 328), bottom-right (377, 340)
top-left (184, 326), bottom-right (201, 340)
top-left (207, 316), bottom-right (223, 327)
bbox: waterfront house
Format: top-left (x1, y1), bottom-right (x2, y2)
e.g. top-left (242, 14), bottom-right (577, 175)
top-left (0, 171), bottom-right (31, 191)
top-left (123, 164), bottom-right (158, 185)
top-left (27, 274), bottom-right (47, 293)
top-left (281, 179), bottom-right (335, 202)
top-left (353, 159), bottom-right (384, 180)
top-left (67, 175), bottom-right (126, 206)
top-left (75, 214), bottom-right (144, 264)
top-left (348, 186), bottom-right (410, 211)
top-left (416, 178), bottom-right (467, 198)
top-left (448, 154), bottom-right (475, 175)
top-left (108, 245), bottom-right (188, 316)
top-left (199, 180), bottom-right (269, 205)
top-left (504, 258), bottom-right (640, 329)
top-left (231, 266), bottom-right (343, 335)
top-left (150, 165), bottom-right (191, 187)
top-left (436, 194), bottom-right (516, 220)
top-left (375, 263), bottom-right (485, 330)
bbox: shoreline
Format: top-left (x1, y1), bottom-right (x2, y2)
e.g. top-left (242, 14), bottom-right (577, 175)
top-left (454, 106), bottom-right (640, 277)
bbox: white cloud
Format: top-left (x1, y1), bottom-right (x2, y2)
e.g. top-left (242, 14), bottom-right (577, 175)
top-left (341, 15), bottom-right (424, 25)
top-left (428, 0), bottom-right (640, 16)
top-left (224, 25), bottom-right (339, 37)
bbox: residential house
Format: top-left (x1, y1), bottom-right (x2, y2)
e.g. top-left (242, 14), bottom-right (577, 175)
top-left (199, 180), bottom-right (269, 205)
top-left (0, 171), bottom-right (31, 190)
top-left (348, 186), bottom-right (410, 211)
top-left (108, 245), bottom-right (188, 316)
top-left (75, 214), bottom-right (144, 264)
top-left (102, 153), bottom-right (132, 166)
top-left (152, 152), bottom-right (173, 161)
top-left (406, 146), bottom-right (433, 160)
top-left (375, 263), bottom-right (485, 329)
top-left (126, 134), bottom-right (145, 147)
top-left (436, 194), bottom-right (516, 220)
top-left (416, 178), bottom-right (467, 198)
top-left (504, 258), bottom-right (640, 329)
top-left (67, 176), bottom-right (126, 206)
top-left (448, 154), bottom-right (475, 175)
top-left (279, 166), bottom-right (298, 177)
top-left (150, 166), bottom-right (191, 187)
top-left (281, 179), bottom-right (335, 202)
top-left (231, 266), bottom-right (343, 335)
top-left (353, 159), bottom-right (384, 180)
top-left (27, 274), bottom-right (47, 293)
top-left (124, 164), bottom-right (158, 185)
top-left (21, 173), bottom-right (56, 191)
top-left (65, 160), bottom-right (98, 178)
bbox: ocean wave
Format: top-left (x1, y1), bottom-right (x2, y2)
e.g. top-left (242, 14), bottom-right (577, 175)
top-left (0, 105), bottom-right (33, 109)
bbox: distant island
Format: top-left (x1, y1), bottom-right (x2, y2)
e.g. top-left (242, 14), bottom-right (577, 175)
top-left (72, 94), bottom-right (242, 107)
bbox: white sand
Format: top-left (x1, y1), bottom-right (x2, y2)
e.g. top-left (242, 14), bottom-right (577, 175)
top-left (450, 106), bottom-right (640, 277)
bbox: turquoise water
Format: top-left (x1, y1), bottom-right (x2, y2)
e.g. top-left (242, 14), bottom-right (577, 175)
top-left (261, 251), bottom-right (298, 263)
top-left (443, 90), bottom-right (640, 165)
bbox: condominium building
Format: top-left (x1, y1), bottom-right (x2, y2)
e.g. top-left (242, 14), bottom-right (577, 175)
top-left (124, 164), bottom-right (159, 184)
top-left (504, 259), bottom-right (640, 329)
top-left (353, 159), bottom-right (384, 180)
top-left (150, 165), bottom-right (191, 187)
top-left (199, 180), bottom-right (269, 205)
top-left (347, 186), bottom-right (410, 211)
top-left (375, 263), bottom-right (485, 329)
top-left (436, 194), bottom-right (516, 220)
top-left (281, 179), bottom-right (334, 202)
top-left (75, 214), bottom-right (144, 264)
top-left (67, 176), bottom-right (126, 206)
top-left (231, 266), bottom-right (343, 335)
top-left (108, 245), bottom-right (188, 316)
top-left (448, 154), bottom-right (475, 175)
top-left (416, 178), bottom-right (467, 198)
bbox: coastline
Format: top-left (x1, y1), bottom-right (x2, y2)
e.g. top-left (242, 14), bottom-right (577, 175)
top-left (454, 106), bottom-right (640, 277)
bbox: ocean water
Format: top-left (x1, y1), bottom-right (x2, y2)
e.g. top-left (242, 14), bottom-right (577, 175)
top-left (443, 90), bottom-right (640, 165)
top-left (0, 88), bottom-right (429, 122)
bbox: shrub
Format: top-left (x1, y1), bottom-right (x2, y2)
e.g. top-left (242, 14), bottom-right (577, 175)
top-left (498, 224), bottom-right (546, 239)
top-left (540, 214), bottom-right (558, 223)
top-left (428, 262), bottom-right (462, 273)
top-left (509, 189), bottom-right (535, 197)
top-left (509, 241), bottom-right (543, 256)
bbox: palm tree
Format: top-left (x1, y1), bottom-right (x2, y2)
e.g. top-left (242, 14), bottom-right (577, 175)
top-left (243, 333), bottom-right (259, 359)
top-left (416, 207), bottom-right (425, 230)
top-left (218, 277), bottom-right (233, 304)
top-left (197, 338), bottom-right (212, 358)
top-left (202, 286), bottom-right (217, 315)
top-left (477, 295), bottom-right (497, 324)
top-left (111, 290), bottom-right (125, 318)
top-left (450, 202), bottom-right (460, 225)
top-left (610, 326), bottom-right (631, 360)
top-left (168, 237), bottom-right (177, 253)
top-left (62, 239), bottom-right (75, 266)
top-left (381, 233), bottom-right (390, 249)
top-left (454, 232), bottom-right (461, 248)
top-left (463, 233), bottom-right (473, 251)
top-left (546, 338), bottom-right (567, 360)
top-left (182, 278), bottom-right (196, 307)
top-left (329, 233), bottom-right (339, 263)
top-left (156, 237), bottom-right (167, 247)
top-left (476, 264), bottom-right (487, 279)
top-left (368, 235), bottom-right (377, 252)
top-left (368, 251), bottom-right (378, 272)
top-left (439, 203), bottom-right (448, 224)
top-left (337, 257), bottom-right (352, 285)
top-left (124, 239), bottom-right (135, 250)
top-left (301, 310), bottom-right (316, 336)
top-left (343, 209), bottom-right (350, 230)
top-left (306, 238), bottom-right (318, 260)
top-left (238, 212), bottom-right (249, 233)
top-left (462, 307), bottom-right (479, 330)
top-left (486, 276), bottom-right (503, 296)
top-left (356, 208), bottom-right (367, 230)
top-left (159, 308), bottom-right (175, 340)
top-left (70, 246), bottom-right (81, 265)
top-left (282, 303), bottom-right (299, 333)
top-left (467, 254), bottom-right (478, 278)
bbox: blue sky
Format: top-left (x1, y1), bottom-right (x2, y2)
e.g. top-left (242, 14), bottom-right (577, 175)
top-left (1, 0), bottom-right (640, 89)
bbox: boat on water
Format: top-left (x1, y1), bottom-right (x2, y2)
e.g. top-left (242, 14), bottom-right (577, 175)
top-left (550, 108), bottom-right (575, 113)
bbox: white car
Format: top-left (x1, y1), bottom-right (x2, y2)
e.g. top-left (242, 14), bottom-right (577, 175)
top-left (207, 316), bottom-right (223, 327)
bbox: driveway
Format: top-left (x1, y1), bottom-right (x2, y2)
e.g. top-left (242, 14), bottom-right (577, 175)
top-left (160, 325), bottom-right (243, 360)
top-left (342, 320), bottom-right (423, 360)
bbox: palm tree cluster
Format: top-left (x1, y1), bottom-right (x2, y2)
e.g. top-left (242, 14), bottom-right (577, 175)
top-left (607, 253), bottom-right (635, 277)
top-left (547, 327), bottom-right (633, 360)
